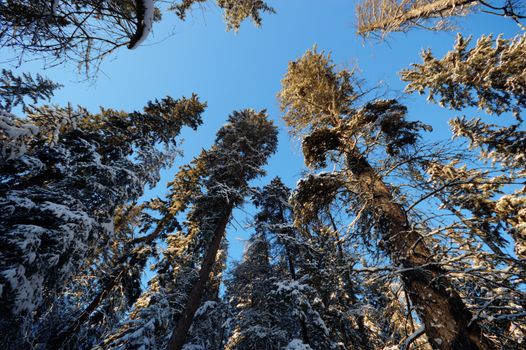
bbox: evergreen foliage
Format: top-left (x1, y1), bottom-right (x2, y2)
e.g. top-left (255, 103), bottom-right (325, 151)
top-left (1, 2), bottom-right (525, 350)
top-left (0, 94), bottom-right (204, 348)
top-left (0, 0), bottom-right (274, 72)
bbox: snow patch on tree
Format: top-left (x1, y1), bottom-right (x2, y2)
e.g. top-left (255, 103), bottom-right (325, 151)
top-left (129, 0), bottom-right (155, 49)
top-left (285, 339), bottom-right (314, 350)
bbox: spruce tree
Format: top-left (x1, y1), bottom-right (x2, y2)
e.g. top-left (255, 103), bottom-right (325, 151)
top-left (0, 69), bottom-right (61, 112)
top-left (401, 33), bottom-right (526, 259)
top-left (99, 109), bottom-right (277, 350)
top-left (0, 95), bottom-right (205, 348)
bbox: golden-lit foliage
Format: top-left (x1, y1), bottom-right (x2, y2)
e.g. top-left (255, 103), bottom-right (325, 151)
top-left (402, 34), bottom-right (526, 118)
top-left (356, 0), bottom-right (475, 37)
top-left (166, 154), bottom-right (207, 215)
top-left (278, 47), bottom-right (356, 136)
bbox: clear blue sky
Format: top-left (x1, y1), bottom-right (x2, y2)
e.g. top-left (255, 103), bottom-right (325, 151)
top-left (2, 1), bottom-right (522, 267)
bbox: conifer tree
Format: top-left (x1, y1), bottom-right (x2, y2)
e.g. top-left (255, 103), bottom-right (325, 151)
top-left (167, 109), bottom-right (277, 350)
top-left (0, 0), bottom-right (274, 72)
top-left (225, 177), bottom-right (365, 350)
top-left (0, 69), bottom-right (61, 112)
top-left (355, 0), bottom-right (525, 38)
top-left (0, 95), bottom-right (205, 348)
top-left (183, 240), bottom-right (229, 350)
top-left (99, 109), bottom-right (277, 350)
top-left (401, 33), bottom-right (525, 259)
top-left (278, 48), bottom-right (492, 349)
top-left (32, 202), bottom-right (155, 349)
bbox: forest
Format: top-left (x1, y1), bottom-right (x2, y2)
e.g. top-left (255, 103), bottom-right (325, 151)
top-left (0, 1), bottom-right (525, 350)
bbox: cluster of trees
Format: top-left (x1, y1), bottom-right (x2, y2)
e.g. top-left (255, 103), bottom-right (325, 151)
top-left (0, 1), bottom-right (525, 350)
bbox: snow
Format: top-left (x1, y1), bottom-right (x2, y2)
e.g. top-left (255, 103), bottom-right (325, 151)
top-left (274, 280), bottom-right (307, 294)
top-left (0, 111), bottom-right (39, 160)
top-left (195, 300), bottom-right (217, 317)
top-left (129, 0), bottom-right (155, 50)
top-left (182, 345), bottom-right (205, 350)
top-left (284, 339), bottom-right (313, 350)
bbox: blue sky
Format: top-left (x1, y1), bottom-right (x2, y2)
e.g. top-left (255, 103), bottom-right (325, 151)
top-left (2, 1), bottom-right (522, 266)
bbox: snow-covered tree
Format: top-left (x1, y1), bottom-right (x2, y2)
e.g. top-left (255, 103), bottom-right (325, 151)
top-left (224, 178), bottom-right (353, 350)
top-left (0, 95), bottom-right (205, 348)
top-left (401, 33), bottom-right (526, 258)
top-left (278, 47), bottom-right (493, 349)
top-left (98, 109), bottom-right (277, 350)
top-left (399, 33), bottom-right (526, 347)
top-left (182, 241), bottom-right (229, 350)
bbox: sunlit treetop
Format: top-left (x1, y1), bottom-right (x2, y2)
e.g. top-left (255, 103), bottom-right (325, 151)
top-left (278, 47), bottom-right (357, 135)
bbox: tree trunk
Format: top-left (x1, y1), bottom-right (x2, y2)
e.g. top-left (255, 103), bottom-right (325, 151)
top-left (345, 149), bottom-right (491, 350)
top-left (167, 202), bottom-right (234, 350)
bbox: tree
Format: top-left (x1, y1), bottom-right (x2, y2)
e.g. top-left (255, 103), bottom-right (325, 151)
top-left (224, 221), bottom-right (336, 350)
top-left (166, 109), bottom-right (278, 350)
top-left (99, 109), bottom-right (277, 350)
top-left (397, 34), bottom-right (526, 347)
top-left (32, 202), bottom-right (156, 349)
top-left (0, 69), bottom-right (61, 113)
top-left (0, 94), bottom-right (204, 348)
top-left (355, 0), bottom-right (525, 38)
top-left (401, 33), bottom-right (526, 259)
top-left (44, 156), bottom-right (207, 350)
top-left (182, 240), bottom-right (229, 350)
top-left (224, 177), bottom-right (375, 350)
top-left (174, 0), bottom-right (275, 31)
top-left (0, 0), bottom-right (274, 74)
top-left (278, 48), bottom-right (493, 349)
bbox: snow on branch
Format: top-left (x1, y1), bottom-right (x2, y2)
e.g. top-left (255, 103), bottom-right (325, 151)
top-left (128, 0), bottom-right (155, 49)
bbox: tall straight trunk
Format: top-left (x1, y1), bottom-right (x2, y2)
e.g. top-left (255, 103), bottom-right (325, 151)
top-left (345, 149), bottom-right (491, 350)
top-left (167, 203), bottom-right (234, 350)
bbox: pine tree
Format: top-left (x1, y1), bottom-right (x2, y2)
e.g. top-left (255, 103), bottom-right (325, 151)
top-left (0, 95), bottom-right (205, 348)
top-left (278, 48), bottom-right (492, 349)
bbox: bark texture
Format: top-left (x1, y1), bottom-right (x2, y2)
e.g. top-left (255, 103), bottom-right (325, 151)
top-left (345, 149), bottom-right (491, 350)
top-left (167, 203), bottom-right (233, 350)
